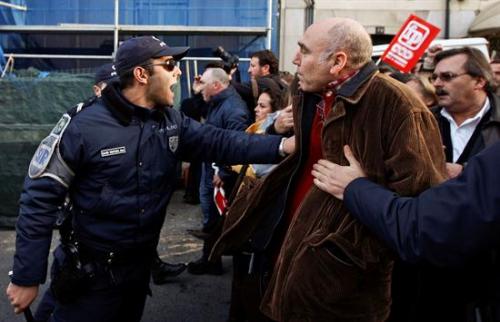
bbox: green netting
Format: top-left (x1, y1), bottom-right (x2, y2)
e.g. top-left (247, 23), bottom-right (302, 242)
top-left (0, 70), bottom-right (94, 228)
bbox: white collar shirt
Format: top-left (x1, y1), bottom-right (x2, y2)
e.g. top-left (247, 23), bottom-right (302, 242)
top-left (440, 97), bottom-right (490, 162)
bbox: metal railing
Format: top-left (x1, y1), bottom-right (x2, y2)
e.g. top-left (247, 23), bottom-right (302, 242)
top-left (1, 53), bottom-right (250, 96)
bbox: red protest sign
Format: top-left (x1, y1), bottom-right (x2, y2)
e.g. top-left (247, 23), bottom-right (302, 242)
top-left (381, 14), bottom-right (440, 72)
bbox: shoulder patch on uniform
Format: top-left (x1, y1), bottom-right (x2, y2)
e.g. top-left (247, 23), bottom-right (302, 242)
top-left (29, 114), bottom-right (71, 179)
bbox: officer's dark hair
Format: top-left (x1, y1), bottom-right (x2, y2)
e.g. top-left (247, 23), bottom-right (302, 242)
top-left (435, 47), bottom-right (495, 92)
top-left (250, 49), bottom-right (279, 75)
top-left (119, 59), bottom-right (155, 89)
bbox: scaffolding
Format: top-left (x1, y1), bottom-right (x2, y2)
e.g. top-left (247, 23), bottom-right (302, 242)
top-left (0, 0), bottom-right (273, 61)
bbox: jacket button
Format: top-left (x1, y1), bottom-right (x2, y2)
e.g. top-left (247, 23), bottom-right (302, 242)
top-left (139, 161), bottom-right (143, 167)
top-left (141, 208), bottom-right (145, 214)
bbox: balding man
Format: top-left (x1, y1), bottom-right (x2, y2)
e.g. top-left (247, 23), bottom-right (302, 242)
top-left (314, 47), bottom-right (500, 322)
top-left (188, 67), bottom-right (250, 275)
top-left (212, 18), bottom-right (446, 321)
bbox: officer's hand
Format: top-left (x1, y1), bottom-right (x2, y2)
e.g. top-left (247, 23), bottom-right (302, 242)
top-left (445, 162), bottom-right (463, 179)
top-left (312, 145), bottom-right (366, 200)
top-left (274, 105), bottom-right (294, 134)
top-left (6, 282), bottom-right (38, 314)
top-left (282, 136), bottom-right (295, 155)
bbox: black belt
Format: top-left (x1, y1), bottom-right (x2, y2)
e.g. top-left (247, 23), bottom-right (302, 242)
top-left (78, 243), bottom-right (156, 266)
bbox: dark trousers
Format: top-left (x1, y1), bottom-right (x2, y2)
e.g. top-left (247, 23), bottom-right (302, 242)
top-left (184, 160), bottom-right (201, 201)
top-left (34, 288), bottom-right (56, 322)
top-left (50, 280), bottom-right (149, 322)
top-left (228, 253), bottom-right (275, 322)
top-left (46, 244), bottom-right (152, 322)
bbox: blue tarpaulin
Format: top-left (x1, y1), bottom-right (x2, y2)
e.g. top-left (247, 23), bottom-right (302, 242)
top-left (0, 0), bottom-right (277, 72)
top-left (0, 45), bottom-right (5, 70)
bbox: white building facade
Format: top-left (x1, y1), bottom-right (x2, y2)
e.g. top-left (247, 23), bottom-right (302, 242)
top-left (279, 0), bottom-right (500, 72)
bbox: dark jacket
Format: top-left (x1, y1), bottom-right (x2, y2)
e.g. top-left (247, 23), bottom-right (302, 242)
top-left (344, 142), bottom-right (500, 322)
top-left (386, 92), bottom-right (500, 322)
top-left (232, 74), bottom-right (289, 122)
top-left (11, 81), bottom-right (282, 287)
top-left (213, 62), bottom-right (446, 322)
top-left (206, 85), bottom-right (249, 131)
top-left (204, 85), bottom-right (250, 188)
top-left (432, 92), bottom-right (500, 164)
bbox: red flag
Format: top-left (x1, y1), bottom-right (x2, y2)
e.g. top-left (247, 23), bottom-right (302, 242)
top-left (213, 186), bottom-right (227, 216)
top-left (381, 14), bottom-right (441, 73)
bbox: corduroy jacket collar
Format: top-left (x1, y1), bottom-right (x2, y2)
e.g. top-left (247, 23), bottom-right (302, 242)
top-left (336, 62), bottom-right (378, 104)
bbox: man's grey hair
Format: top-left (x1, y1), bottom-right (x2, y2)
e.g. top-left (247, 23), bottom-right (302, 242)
top-left (205, 67), bottom-right (230, 86)
top-left (320, 18), bottom-right (373, 69)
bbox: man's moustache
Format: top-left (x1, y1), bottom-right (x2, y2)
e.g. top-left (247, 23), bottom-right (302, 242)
top-left (435, 88), bottom-right (448, 96)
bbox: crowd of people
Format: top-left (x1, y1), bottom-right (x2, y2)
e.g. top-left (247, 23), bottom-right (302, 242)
top-left (5, 15), bottom-right (500, 322)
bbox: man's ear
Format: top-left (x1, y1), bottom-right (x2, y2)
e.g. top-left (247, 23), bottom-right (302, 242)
top-left (474, 77), bottom-right (487, 91)
top-left (262, 64), bottom-right (270, 74)
top-left (329, 52), bottom-right (348, 75)
top-left (133, 67), bottom-right (149, 85)
top-left (92, 85), bottom-right (102, 97)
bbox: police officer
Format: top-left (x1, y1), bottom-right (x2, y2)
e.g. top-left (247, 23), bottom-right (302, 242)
top-left (6, 36), bottom-right (293, 322)
top-left (92, 62), bottom-right (118, 97)
top-left (96, 62), bottom-right (188, 284)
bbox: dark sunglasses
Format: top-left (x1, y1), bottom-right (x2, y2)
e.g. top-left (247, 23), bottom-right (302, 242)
top-left (142, 59), bottom-right (177, 72)
top-left (430, 72), bottom-right (469, 82)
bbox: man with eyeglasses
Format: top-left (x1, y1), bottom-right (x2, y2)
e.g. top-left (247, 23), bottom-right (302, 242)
top-left (350, 46), bottom-right (500, 322)
top-left (431, 47), bottom-right (500, 179)
top-left (5, 36), bottom-right (294, 322)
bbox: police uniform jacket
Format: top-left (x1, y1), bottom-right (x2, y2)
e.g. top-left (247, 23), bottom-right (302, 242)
top-left (11, 81), bottom-right (282, 286)
top-left (344, 142), bottom-right (500, 322)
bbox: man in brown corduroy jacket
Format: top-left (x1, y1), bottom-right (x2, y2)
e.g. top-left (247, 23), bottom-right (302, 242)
top-left (212, 17), bottom-right (446, 322)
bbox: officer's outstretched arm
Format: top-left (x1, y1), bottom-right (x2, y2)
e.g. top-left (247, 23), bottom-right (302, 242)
top-left (178, 115), bottom-right (283, 165)
top-left (344, 142), bottom-right (500, 267)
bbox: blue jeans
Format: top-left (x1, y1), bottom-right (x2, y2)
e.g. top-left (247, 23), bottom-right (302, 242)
top-left (199, 163), bottom-right (218, 229)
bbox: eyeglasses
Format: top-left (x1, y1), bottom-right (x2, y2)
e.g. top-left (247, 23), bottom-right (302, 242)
top-left (142, 59), bottom-right (177, 72)
top-left (430, 72), bottom-right (469, 82)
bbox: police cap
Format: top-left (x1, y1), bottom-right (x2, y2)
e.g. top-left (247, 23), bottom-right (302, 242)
top-left (114, 36), bottom-right (189, 75)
